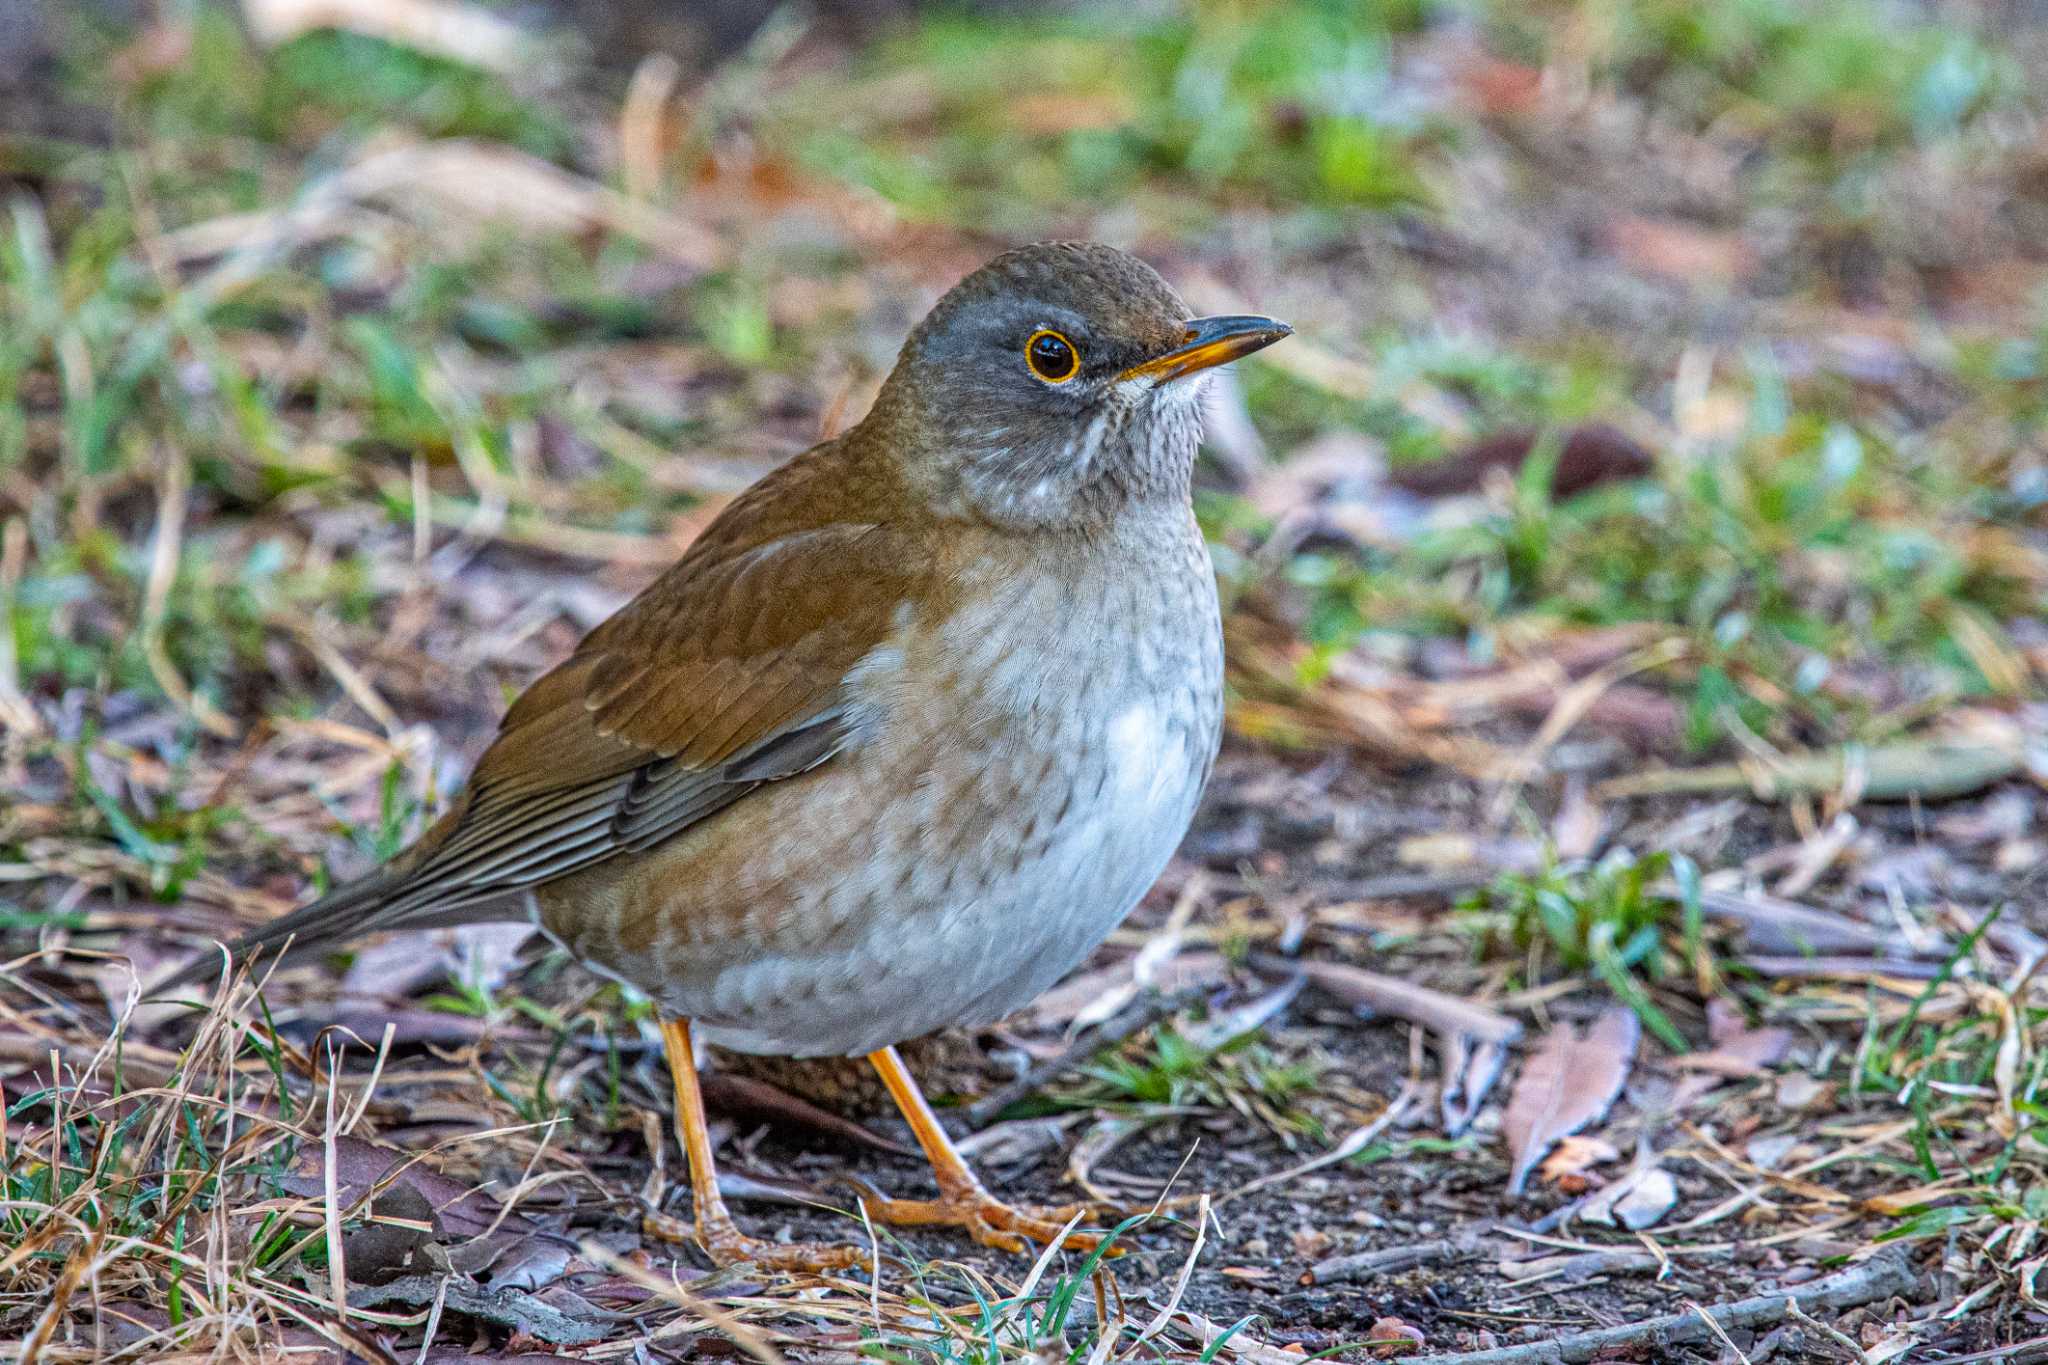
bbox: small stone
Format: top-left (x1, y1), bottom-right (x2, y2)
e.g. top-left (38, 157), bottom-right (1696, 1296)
top-left (1777, 1072), bottom-right (1827, 1110)
top-left (1291, 1225), bottom-right (1334, 1260)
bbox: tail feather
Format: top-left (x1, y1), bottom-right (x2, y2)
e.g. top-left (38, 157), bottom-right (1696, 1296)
top-left (159, 867), bottom-right (520, 996)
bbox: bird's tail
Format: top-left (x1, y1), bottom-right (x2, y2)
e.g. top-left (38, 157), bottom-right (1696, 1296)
top-left (158, 864), bottom-right (520, 996)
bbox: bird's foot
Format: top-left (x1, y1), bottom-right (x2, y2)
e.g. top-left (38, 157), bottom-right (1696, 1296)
top-left (839, 1175), bottom-right (1121, 1257)
top-left (642, 1207), bottom-right (873, 1274)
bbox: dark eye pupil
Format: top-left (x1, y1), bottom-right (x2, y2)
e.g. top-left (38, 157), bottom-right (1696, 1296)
top-left (1032, 334), bottom-right (1073, 374)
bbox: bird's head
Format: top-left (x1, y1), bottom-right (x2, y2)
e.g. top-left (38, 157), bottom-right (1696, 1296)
top-left (873, 242), bottom-right (1290, 528)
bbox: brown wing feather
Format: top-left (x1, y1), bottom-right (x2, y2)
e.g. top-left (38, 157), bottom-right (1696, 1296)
top-left (177, 440), bottom-right (936, 977)
top-left (385, 507), bottom-right (925, 916)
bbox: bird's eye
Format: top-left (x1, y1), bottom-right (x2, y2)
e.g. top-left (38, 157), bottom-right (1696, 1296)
top-left (1025, 329), bottom-right (1080, 384)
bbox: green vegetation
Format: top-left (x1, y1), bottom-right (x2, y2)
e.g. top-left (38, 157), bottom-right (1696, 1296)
top-left (1461, 850), bottom-right (1704, 1048)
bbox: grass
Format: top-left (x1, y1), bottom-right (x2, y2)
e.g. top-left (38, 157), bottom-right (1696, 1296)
top-left (3, 0), bottom-right (2048, 1356)
top-left (1460, 849), bottom-right (1705, 1049)
top-left (2, 976), bottom-right (338, 1357)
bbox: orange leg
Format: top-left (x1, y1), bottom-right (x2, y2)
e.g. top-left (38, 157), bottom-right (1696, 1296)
top-left (847, 1045), bottom-right (1116, 1257)
top-left (646, 1018), bottom-right (867, 1273)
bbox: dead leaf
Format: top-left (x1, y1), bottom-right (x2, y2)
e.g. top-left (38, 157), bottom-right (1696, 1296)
top-left (1367, 1316), bottom-right (1426, 1357)
top-left (340, 1182), bottom-right (442, 1285)
top-left (1291, 1226), bottom-right (1334, 1260)
top-left (1441, 1032), bottom-right (1511, 1138)
top-left (1385, 424), bottom-right (1654, 501)
top-left (1580, 1163), bottom-right (1677, 1230)
top-left (1502, 1007), bottom-right (1639, 1195)
top-left (1550, 777), bottom-right (1606, 860)
top-left (281, 1134), bottom-right (530, 1243)
top-left (1675, 999), bottom-right (1794, 1101)
top-left (1538, 1135), bottom-right (1620, 1184)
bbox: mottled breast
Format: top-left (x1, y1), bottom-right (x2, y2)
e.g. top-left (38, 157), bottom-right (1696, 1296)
top-left (536, 508), bottom-right (1223, 1057)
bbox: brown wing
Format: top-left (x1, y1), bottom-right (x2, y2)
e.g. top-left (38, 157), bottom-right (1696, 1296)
top-left (356, 448), bottom-right (930, 926)
top-left (157, 432), bottom-right (945, 993)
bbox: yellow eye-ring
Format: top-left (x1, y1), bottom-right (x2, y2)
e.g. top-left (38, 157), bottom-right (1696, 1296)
top-left (1025, 329), bottom-right (1080, 383)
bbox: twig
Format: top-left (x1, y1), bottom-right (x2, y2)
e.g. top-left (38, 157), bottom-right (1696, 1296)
top-left (1320, 871), bottom-right (1491, 903)
top-left (1737, 955), bottom-right (1943, 981)
top-left (323, 1036), bottom-right (347, 1316)
top-left (1683, 1296), bottom-right (1753, 1362)
top-left (1303, 1236), bottom-right (1477, 1286)
top-left (1402, 1248), bottom-right (1918, 1365)
top-left (1785, 1295), bottom-right (1871, 1363)
top-left (1501, 1248), bottom-right (1666, 1286)
top-left (1924, 1333), bottom-right (2048, 1364)
top-left (1268, 956), bottom-right (1522, 1045)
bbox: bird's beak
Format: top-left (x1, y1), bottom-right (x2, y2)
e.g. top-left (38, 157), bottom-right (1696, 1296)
top-left (1120, 314), bottom-right (1293, 385)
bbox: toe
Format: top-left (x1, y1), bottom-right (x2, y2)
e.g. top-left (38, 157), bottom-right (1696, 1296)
top-left (977, 1200), bottom-right (1119, 1255)
top-left (839, 1177), bottom-right (1126, 1258)
top-left (647, 1208), bottom-right (872, 1272)
top-left (702, 1228), bottom-right (870, 1273)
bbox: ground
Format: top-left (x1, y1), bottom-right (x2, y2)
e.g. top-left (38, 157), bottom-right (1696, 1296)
top-left (3, 0), bottom-right (2048, 1361)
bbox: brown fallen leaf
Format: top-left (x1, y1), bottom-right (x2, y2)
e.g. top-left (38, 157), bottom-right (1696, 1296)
top-left (1291, 1225), bottom-right (1334, 1260)
top-left (1502, 1007), bottom-right (1639, 1195)
top-left (1538, 1135), bottom-right (1621, 1184)
top-left (1368, 1316), bottom-right (1427, 1357)
top-left (1776, 1072), bottom-right (1831, 1110)
top-left (1676, 998), bottom-right (1794, 1093)
top-left (341, 1182), bottom-right (442, 1286)
top-left (1384, 424), bottom-right (1654, 501)
top-left (281, 1134), bottom-right (531, 1243)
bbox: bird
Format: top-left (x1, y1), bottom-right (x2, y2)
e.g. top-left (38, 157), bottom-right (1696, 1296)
top-left (171, 241), bottom-right (1290, 1272)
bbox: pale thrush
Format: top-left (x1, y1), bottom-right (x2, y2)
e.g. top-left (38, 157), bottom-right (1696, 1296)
top-left (176, 241), bottom-right (1290, 1270)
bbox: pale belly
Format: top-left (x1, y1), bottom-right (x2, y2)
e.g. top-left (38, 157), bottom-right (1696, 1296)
top-left (688, 689), bottom-right (1215, 1056)
top-left (537, 526), bottom-right (1223, 1056)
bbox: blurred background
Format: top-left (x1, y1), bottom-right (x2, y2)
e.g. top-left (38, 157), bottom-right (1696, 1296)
top-left (4, 0), bottom-right (2044, 777)
top-left (4, 0), bottom-right (2048, 1357)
